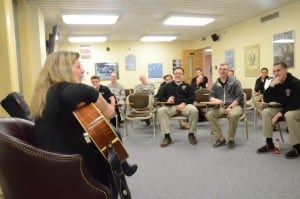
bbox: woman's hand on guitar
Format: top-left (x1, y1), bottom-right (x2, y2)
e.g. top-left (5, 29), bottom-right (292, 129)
top-left (95, 94), bottom-right (116, 119)
top-left (102, 107), bottom-right (115, 120)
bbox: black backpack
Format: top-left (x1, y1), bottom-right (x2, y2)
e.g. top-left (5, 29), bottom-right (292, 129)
top-left (1, 92), bottom-right (34, 121)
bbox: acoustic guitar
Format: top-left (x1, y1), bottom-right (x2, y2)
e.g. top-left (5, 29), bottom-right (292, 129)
top-left (73, 103), bottom-right (129, 163)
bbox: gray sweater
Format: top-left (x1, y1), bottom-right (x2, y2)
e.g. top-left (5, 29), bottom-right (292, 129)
top-left (210, 77), bottom-right (244, 107)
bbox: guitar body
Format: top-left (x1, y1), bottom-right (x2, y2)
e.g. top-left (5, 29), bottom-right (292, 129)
top-left (73, 103), bottom-right (128, 162)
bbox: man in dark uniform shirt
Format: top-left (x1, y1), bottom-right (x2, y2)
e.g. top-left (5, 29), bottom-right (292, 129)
top-left (157, 67), bottom-right (198, 147)
top-left (91, 75), bottom-right (120, 128)
top-left (256, 62), bottom-right (300, 159)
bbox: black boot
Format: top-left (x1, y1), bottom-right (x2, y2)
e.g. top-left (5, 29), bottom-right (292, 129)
top-left (122, 161), bottom-right (138, 177)
top-left (257, 138), bottom-right (274, 154)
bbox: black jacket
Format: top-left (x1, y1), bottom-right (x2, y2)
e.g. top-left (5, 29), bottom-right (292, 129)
top-left (254, 76), bottom-right (268, 94)
top-left (157, 81), bottom-right (195, 105)
top-left (263, 73), bottom-right (300, 115)
top-left (191, 75), bottom-right (208, 91)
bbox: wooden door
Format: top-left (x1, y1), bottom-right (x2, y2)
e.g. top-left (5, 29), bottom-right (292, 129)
top-left (182, 49), bottom-right (203, 84)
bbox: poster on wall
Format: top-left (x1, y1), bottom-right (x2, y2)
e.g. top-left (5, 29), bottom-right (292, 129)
top-left (125, 54), bottom-right (136, 71)
top-left (273, 30), bottom-right (294, 67)
top-left (244, 44), bottom-right (260, 77)
top-left (172, 59), bottom-right (182, 70)
top-left (95, 62), bottom-right (119, 80)
top-left (80, 45), bottom-right (91, 59)
top-left (225, 49), bottom-right (235, 70)
top-left (148, 63), bottom-right (163, 82)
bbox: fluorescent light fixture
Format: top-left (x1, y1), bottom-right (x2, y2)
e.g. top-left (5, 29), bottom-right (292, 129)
top-left (164, 16), bottom-right (214, 26)
top-left (204, 48), bottom-right (212, 52)
top-left (68, 36), bottom-right (107, 43)
top-left (273, 39), bottom-right (294, 43)
top-left (62, 15), bottom-right (119, 24)
top-left (141, 36), bottom-right (176, 42)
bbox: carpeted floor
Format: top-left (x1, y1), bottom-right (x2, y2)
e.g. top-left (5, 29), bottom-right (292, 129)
top-left (121, 116), bottom-right (300, 199)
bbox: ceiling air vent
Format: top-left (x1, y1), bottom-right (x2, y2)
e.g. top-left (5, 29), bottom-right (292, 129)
top-left (261, 12), bottom-right (279, 23)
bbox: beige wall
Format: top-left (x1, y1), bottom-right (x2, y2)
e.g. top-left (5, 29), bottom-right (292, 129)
top-left (60, 1), bottom-right (300, 90)
top-left (0, 0), bottom-right (19, 116)
top-left (60, 41), bottom-right (193, 89)
top-left (193, 0), bottom-right (300, 88)
top-left (16, 1), bottom-right (47, 103)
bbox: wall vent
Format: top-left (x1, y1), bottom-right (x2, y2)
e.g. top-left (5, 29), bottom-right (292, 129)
top-left (261, 12), bottom-right (279, 23)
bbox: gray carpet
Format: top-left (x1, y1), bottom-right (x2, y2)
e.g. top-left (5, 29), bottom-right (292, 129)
top-left (121, 116), bottom-right (300, 199)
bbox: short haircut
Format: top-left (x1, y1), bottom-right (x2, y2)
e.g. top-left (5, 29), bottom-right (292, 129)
top-left (163, 74), bottom-right (173, 80)
top-left (220, 63), bottom-right (229, 67)
top-left (195, 68), bottom-right (202, 71)
top-left (261, 67), bottom-right (268, 72)
top-left (274, 61), bottom-right (287, 68)
top-left (173, 67), bottom-right (184, 74)
top-left (91, 75), bottom-right (100, 81)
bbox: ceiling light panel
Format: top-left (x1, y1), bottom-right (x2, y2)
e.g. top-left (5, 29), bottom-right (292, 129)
top-left (140, 36), bottom-right (176, 42)
top-left (68, 36), bottom-right (107, 43)
top-left (62, 15), bottom-right (119, 24)
top-left (164, 16), bottom-right (214, 26)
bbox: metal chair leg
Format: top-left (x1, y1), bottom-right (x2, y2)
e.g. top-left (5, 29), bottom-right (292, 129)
top-left (277, 123), bottom-right (284, 143)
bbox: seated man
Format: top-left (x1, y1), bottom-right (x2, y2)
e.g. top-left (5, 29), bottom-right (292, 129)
top-left (134, 74), bottom-right (155, 125)
top-left (206, 63), bottom-right (244, 149)
top-left (134, 74), bottom-right (155, 95)
top-left (107, 72), bottom-right (125, 124)
top-left (157, 67), bottom-right (198, 147)
top-left (256, 61), bottom-right (300, 159)
top-left (155, 74), bottom-right (173, 97)
top-left (156, 74), bottom-right (188, 130)
top-left (91, 75), bottom-right (119, 128)
top-left (107, 72), bottom-right (126, 103)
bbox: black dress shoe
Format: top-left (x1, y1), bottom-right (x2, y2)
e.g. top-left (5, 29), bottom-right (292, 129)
top-left (257, 144), bottom-right (274, 154)
top-left (123, 164), bottom-right (138, 177)
top-left (285, 148), bottom-right (299, 159)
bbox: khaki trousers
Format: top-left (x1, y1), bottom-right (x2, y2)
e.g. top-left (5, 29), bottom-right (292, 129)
top-left (158, 104), bottom-right (198, 134)
top-left (262, 108), bottom-right (300, 145)
top-left (206, 106), bottom-right (243, 141)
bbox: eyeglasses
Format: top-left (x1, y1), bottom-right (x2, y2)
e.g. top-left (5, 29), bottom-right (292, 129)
top-left (174, 72), bottom-right (183, 75)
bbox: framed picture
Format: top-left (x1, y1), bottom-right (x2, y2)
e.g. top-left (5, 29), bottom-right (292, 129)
top-left (244, 44), bottom-right (260, 77)
top-left (125, 54), bottom-right (136, 71)
top-left (95, 62), bottom-right (119, 80)
top-left (148, 63), bottom-right (163, 82)
top-left (273, 30), bottom-right (294, 67)
top-left (172, 59), bottom-right (182, 70)
top-left (225, 49), bottom-right (235, 70)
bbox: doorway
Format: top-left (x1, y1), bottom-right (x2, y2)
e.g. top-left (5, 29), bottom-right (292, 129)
top-left (203, 48), bottom-right (212, 89)
top-left (181, 48), bottom-right (212, 88)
